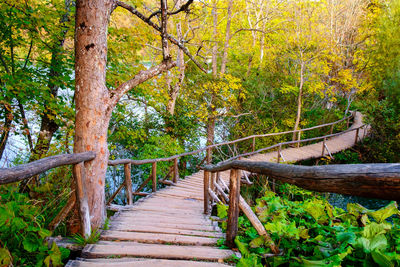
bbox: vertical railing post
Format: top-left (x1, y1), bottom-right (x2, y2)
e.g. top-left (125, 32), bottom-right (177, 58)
top-left (355, 128), bottom-right (359, 144)
top-left (330, 124), bottom-right (334, 135)
top-left (277, 144), bottom-right (281, 163)
top-left (226, 169), bottom-right (240, 248)
top-left (347, 117), bottom-right (350, 128)
top-left (297, 130), bottom-right (301, 148)
top-left (321, 138), bottom-right (326, 157)
top-left (204, 171), bottom-right (210, 214)
top-left (173, 158), bottom-right (178, 183)
top-left (73, 162), bottom-right (91, 238)
top-left (152, 162), bottom-right (157, 192)
top-left (252, 137), bottom-right (256, 152)
top-left (210, 172), bottom-right (216, 191)
top-left (124, 163), bottom-right (133, 205)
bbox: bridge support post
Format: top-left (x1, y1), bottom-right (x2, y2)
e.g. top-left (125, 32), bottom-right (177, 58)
top-left (355, 128), bottom-right (360, 144)
top-left (124, 163), bottom-right (133, 205)
top-left (152, 162), bottom-right (157, 192)
top-left (297, 131), bottom-right (301, 148)
top-left (252, 137), bottom-right (255, 152)
top-left (321, 138), bottom-right (326, 157)
top-left (73, 162), bottom-right (91, 238)
top-left (204, 171), bottom-right (210, 214)
top-left (173, 158), bottom-right (179, 183)
top-left (226, 169), bottom-right (240, 248)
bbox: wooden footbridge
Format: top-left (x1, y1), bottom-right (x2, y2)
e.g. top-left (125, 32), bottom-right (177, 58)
top-left (4, 112), bottom-right (400, 266)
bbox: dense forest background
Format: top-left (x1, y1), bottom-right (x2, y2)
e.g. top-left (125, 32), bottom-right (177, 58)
top-left (0, 0), bottom-right (400, 265)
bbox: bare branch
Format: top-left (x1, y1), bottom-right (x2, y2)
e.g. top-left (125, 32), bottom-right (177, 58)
top-left (116, 0), bottom-right (207, 73)
top-left (109, 60), bottom-right (176, 108)
top-left (148, 0), bottom-right (194, 21)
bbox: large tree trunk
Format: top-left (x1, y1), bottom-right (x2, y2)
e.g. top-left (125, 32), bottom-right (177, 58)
top-left (74, 0), bottom-right (113, 229)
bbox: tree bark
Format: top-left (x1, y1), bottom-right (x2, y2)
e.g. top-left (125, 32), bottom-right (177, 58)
top-left (74, 0), bottom-right (177, 230)
top-left (74, 0), bottom-right (114, 229)
top-left (293, 61), bottom-right (305, 141)
top-left (0, 104), bottom-right (13, 161)
top-left (220, 0), bottom-right (233, 75)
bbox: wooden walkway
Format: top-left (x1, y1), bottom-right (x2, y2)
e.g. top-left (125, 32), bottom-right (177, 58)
top-left (67, 112), bottom-right (368, 266)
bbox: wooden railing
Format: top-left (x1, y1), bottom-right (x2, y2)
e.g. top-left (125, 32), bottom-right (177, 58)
top-left (0, 112), bottom-right (362, 240)
top-left (203, 160), bottom-right (400, 249)
top-left (0, 152), bottom-right (96, 238)
top-left (104, 113), bottom-right (357, 205)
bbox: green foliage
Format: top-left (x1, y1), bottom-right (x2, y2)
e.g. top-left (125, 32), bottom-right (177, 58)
top-left (70, 230), bottom-right (101, 247)
top-left (221, 184), bottom-right (400, 266)
top-left (0, 185), bottom-right (70, 266)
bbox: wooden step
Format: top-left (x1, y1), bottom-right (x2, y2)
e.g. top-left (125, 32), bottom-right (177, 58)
top-left (100, 230), bottom-right (220, 245)
top-left (109, 224), bottom-right (223, 238)
top-left (82, 241), bottom-right (235, 261)
top-left (109, 221), bottom-right (217, 232)
top-left (67, 258), bottom-right (231, 267)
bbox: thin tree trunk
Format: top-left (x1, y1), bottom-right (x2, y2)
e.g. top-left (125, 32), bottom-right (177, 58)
top-left (0, 105), bottom-right (13, 161)
top-left (220, 0), bottom-right (233, 75)
top-left (212, 1), bottom-right (218, 77)
top-left (293, 61), bottom-right (305, 141)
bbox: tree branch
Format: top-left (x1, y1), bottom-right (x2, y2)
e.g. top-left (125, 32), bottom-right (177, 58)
top-left (109, 59), bottom-right (176, 108)
top-left (116, 0), bottom-right (207, 73)
top-left (148, 0), bottom-right (194, 21)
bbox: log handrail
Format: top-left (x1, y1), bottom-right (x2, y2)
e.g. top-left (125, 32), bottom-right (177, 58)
top-left (0, 151), bottom-right (96, 239)
top-left (204, 161), bottom-right (400, 201)
top-left (0, 152), bottom-right (96, 184)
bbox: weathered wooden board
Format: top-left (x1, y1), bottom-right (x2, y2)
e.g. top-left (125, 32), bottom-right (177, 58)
top-left (100, 230), bottom-right (219, 245)
top-left (108, 224), bottom-right (223, 238)
top-left (109, 221), bottom-right (217, 232)
top-left (67, 258), bottom-right (231, 267)
top-left (82, 241), bottom-right (235, 261)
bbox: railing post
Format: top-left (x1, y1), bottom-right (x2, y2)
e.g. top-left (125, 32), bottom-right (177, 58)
top-left (355, 128), bottom-right (360, 144)
top-left (210, 172), bottom-right (216, 191)
top-left (330, 124), bottom-right (334, 135)
top-left (252, 137), bottom-right (256, 152)
top-left (152, 162), bottom-right (157, 192)
top-left (322, 138), bottom-right (326, 157)
top-left (124, 163), bottom-right (133, 205)
top-left (173, 158), bottom-right (178, 183)
top-left (73, 162), bottom-right (91, 238)
top-left (297, 130), bottom-right (301, 148)
top-left (277, 144), bottom-right (281, 163)
top-left (347, 117), bottom-right (350, 128)
top-left (226, 169), bottom-right (240, 248)
top-left (204, 171), bottom-right (210, 214)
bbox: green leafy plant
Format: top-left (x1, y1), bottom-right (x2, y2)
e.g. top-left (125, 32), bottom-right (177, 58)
top-left (70, 230), bottom-right (101, 246)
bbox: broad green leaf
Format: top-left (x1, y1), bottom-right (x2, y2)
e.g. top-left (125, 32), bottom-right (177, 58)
top-left (217, 204), bottom-right (228, 219)
top-left (367, 202), bottom-right (399, 223)
top-left (371, 250), bottom-right (394, 267)
top-left (0, 247), bottom-right (12, 266)
top-left (249, 236), bottom-right (264, 248)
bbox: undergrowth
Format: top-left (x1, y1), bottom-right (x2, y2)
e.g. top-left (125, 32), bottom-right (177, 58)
top-left (217, 182), bottom-right (400, 267)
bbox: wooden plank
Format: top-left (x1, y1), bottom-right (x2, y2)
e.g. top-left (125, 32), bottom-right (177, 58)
top-left (67, 258), bottom-right (231, 267)
top-left (82, 241), bottom-right (235, 261)
top-left (108, 224), bottom-right (223, 238)
top-left (114, 217), bottom-right (211, 226)
top-left (109, 222), bottom-right (216, 232)
top-left (101, 230), bottom-right (219, 245)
